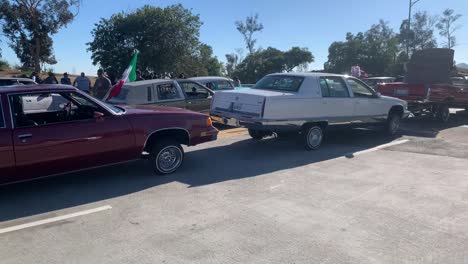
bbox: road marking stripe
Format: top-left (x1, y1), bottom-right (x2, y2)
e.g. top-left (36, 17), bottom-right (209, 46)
top-left (0, 205), bottom-right (112, 235)
top-left (348, 140), bottom-right (410, 157)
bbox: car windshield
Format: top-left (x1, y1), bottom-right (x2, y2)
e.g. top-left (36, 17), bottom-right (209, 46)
top-left (253, 75), bottom-right (304, 92)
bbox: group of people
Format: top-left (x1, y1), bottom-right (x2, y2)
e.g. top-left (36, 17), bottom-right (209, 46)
top-left (30, 69), bottom-right (113, 100)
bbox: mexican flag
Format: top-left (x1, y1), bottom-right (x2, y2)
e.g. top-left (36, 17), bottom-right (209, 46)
top-left (104, 51), bottom-right (139, 101)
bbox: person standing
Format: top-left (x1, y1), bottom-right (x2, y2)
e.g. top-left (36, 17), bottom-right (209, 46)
top-left (233, 76), bottom-right (241, 87)
top-left (60, 72), bottom-right (71, 85)
top-left (30, 71), bottom-right (42, 84)
top-left (73, 72), bottom-right (91, 93)
top-left (136, 70), bottom-right (145, 81)
top-left (92, 69), bottom-right (112, 99)
top-left (43, 72), bottom-right (59, 84)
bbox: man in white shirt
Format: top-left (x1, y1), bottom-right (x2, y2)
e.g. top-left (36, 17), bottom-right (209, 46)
top-left (73, 72), bottom-right (91, 93)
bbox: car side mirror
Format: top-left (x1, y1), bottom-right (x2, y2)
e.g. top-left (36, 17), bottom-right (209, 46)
top-left (94, 111), bottom-right (105, 119)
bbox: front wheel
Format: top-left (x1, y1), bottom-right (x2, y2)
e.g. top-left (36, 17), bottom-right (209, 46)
top-left (302, 125), bottom-right (324, 150)
top-left (386, 113), bottom-right (401, 136)
top-left (436, 105), bottom-right (450, 123)
top-left (149, 140), bottom-right (184, 175)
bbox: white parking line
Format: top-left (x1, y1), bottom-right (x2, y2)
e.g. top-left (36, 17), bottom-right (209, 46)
top-left (0, 205), bottom-right (112, 235)
top-left (348, 140), bottom-right (410, 157)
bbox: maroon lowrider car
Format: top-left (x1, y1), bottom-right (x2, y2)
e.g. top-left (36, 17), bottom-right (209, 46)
top-left (0, 85), bottom-right (218, 185)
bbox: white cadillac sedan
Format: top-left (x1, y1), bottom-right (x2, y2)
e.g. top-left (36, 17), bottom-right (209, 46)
top-left (210, 73), bottom-right (410, 150)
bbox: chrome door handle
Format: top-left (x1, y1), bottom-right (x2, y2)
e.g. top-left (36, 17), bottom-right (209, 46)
top-left (18, 134), bottom-right (32, 139)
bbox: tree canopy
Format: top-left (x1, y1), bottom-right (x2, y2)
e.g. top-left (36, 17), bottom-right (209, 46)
top-left (436, 9), bottom-right (462, 49)
top-left (87, 4), bottom-right (222, 78)
top-left (0, 0), bottom-right (79, 71)
top-left (235, 14), bottom-right (264, 54)
top-left (233, 47), bottom-right (314, 83)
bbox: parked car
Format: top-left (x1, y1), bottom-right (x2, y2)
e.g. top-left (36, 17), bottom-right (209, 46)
top-left (108, 79), bottom-right (214, 114)
top-left (188, 76), bottom-right (235, 91)
top-left (0, 77), bottom-right (36, 86)
top-left (211, 73), bottom-right (409, 150)
top-left (0, 85), bottom-right (218, 185)
top-left (363, 77), bottom-right (396, 89)
top-left (377, 49), bottom-right (468, 122)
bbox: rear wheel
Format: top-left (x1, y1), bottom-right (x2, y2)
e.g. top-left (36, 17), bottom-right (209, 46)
top-left (149, 139), bottom-right (184, 175)
top-left (386, 113), bottom-right (401, 136)
top-left (302, 125), bottom-right (324, 150)
top-left (436, 105), bottom-right (450, 123)
top-left (248, 129), bottom-right (268, 140)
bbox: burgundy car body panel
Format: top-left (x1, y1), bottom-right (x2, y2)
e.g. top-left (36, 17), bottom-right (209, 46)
top-left (12, 117), bottom-right (136, 181)
top-left (0, 85), bottom-right (218, 185)
top-left (0, 95), bottom-right (15, 184)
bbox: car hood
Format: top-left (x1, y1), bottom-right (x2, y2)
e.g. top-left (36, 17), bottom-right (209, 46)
top-left (121, 105), bottom-right (204, 116)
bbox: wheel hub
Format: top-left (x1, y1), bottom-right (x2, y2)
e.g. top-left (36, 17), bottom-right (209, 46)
top-left (157, 146), bottom-right (182, 172)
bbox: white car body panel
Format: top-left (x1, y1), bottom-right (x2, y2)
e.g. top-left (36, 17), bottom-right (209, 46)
top-left (211, 73), bottom-right (409, 130)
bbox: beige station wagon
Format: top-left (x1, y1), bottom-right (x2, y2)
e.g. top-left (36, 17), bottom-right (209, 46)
top-left (108, 79), bottom-right (214, 113)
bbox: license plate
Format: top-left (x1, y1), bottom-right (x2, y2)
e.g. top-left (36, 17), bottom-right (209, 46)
top-left (395, 89), bottom-right (408, 96)
top-left (233, 103), bottom-right (243, 111)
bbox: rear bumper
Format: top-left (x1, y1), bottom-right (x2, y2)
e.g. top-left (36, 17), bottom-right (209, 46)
top-left (190, 126), bottom-right (218, 146)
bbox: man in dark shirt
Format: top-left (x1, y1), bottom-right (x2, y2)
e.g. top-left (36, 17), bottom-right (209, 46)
top-left (92, 69), bottom-right (112, 99)
top-left (60, 72), bottom-right (71, 85)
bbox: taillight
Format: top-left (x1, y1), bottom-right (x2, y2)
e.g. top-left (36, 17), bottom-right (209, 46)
top-left (206, 117), bottom-right (213, 126)
top-left (426, 86), bottom-right (432, 100)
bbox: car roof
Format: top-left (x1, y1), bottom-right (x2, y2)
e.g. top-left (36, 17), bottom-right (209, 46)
top-left (267, 72), bottom-right (346, 78)
top-left (0, 84), bottom-right (76, 94)
top-left (123, 79), bottom-right (173, 87)
top-left (189, 76), bottom-right (233, 82)
top-left (0, 77), bottom-right (35, 81)
top-left (365, 77), bottom-right (395, 80)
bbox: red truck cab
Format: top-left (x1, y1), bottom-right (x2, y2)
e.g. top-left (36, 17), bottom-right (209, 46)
top-left (0, 85), bottom-right (218, 185)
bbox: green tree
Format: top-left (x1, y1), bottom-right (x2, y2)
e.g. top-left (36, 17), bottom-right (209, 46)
top-left (225, 53), bottom-right (239, 76)
top-left (0, 0), bottom-right (79, 71)
top-left (235, 14), bottom-right (264, 54)
top-left (436, 8), bottom-right (462, 49)
top-left (88, 4), bottom-right (220, 78)
top-left (324, 21), bottom-right (400, 76)
top-left (399, 11), bottom-right (437, 57)
top-left (234, 47), bottom-right (314, 83)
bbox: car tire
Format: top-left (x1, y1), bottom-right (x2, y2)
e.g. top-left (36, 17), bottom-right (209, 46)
top-left (248, 129), bottom-right (267, 140)
top-left (302, 125), bottom-right (324, 151)
top-left (149, 139), bottom-right (184, 175)
top-left (436, 105), bottom-right (450, 123)
top-left (386, 113), bottom-right (401, 136)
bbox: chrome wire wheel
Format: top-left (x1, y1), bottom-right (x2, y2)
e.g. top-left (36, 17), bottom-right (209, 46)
top-left (304, 126), bottom-right (323, 150)
top-left (388, 115), bottom-right (401, 135)
top-left (156, 146), bottom-right (183, 173)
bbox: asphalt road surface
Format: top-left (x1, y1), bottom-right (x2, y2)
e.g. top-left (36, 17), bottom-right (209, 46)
top-left (1, 111), bottom-right (468, 264)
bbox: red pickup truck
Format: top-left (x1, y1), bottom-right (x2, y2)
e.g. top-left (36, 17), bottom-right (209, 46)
top-left (377, 49), bottom-right (468, 122)
top-left (0, 85), bottom-right (218, 185)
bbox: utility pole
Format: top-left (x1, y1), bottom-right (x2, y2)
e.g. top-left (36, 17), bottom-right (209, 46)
top-left (407, 0), bottom-right (422, 56)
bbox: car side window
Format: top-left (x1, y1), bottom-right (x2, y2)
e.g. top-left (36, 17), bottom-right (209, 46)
top-left (0, 97), bottom-right (4, 128)
top-left (320, 77), bottom-right (349, 98)
top-left (347, 78), bottom-right (375, 98)
top-left (179, 81), bottom-right (210, 99)
top-left (10, 92), bottom-right (102, 128)
top-left (157, 83), bottom-right (183, 101)
top-left (217, 80), bottom-right (234, 90)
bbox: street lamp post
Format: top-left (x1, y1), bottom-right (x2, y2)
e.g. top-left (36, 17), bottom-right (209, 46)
top-left (407, 0), bottom-right (422, 56)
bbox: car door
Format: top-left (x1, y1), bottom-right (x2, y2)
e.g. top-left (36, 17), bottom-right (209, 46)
top-left (346, 78), bottom-right (386, 122)
top-left (153, 81), bottom-right (186, 109)
top-left (318, 76), bottom-right (355, 124)
top-left (0, 95), bottom-right (16, 184)
top-left (10, 91), bottom-right (136, 181)
top-left (177, 81), bottom-right (213, 113)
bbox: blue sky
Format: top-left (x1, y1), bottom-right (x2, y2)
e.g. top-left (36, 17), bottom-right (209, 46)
top-left (2, 0), bottom-right (468, 76)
